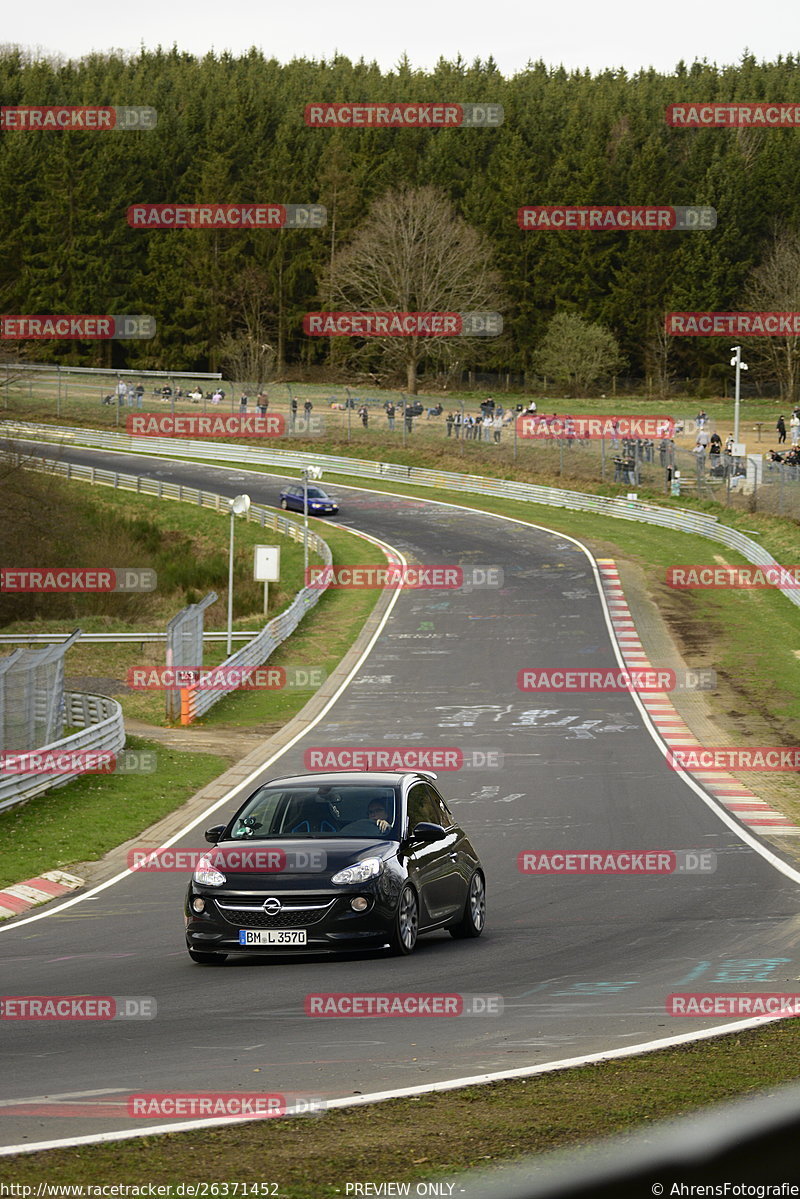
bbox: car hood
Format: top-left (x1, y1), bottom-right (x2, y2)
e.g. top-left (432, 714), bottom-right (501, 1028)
top-left (202, 837), bottom-right (396, 887)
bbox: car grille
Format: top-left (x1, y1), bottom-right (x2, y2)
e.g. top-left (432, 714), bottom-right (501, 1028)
top-left (215, 897), bottom-right (336, 928)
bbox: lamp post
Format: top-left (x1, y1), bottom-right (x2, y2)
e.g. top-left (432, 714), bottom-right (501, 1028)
top-left (303, 465), bottom-right (324, 577)
top-left (730, 346), bottom-right (748, 445)
top-left (227, 494), bottom-right (251, 655)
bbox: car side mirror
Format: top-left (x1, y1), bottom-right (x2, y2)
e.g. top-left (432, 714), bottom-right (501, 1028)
top-left (410, 822), bottom-right (445, 843)
top-left (204, 825), bottom-right (226, 844)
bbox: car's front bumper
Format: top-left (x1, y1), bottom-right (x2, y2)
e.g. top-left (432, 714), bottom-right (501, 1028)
top-left (185, 884), bottom-right (394, 953)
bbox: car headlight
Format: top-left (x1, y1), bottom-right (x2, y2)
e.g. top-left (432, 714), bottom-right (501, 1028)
top-left (331, 858), bottom-right (383, 886)
top-left (194, 854), bottom-right (226, 887)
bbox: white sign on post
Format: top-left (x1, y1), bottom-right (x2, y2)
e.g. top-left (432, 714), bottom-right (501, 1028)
top-left (254, 546), bottom-right (281, 581)
top-left (254, 546), bottom-right (281, 614)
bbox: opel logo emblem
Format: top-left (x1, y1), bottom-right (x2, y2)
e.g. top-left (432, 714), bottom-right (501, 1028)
top-left (263, 897), bottom-right (282, 915)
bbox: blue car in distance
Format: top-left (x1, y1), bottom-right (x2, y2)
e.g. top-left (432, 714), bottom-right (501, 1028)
top-left (279, 483), bottom-right (339, 515)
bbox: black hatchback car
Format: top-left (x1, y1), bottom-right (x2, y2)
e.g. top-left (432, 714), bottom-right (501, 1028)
top-left (184, 771), bottom-right (485, 963)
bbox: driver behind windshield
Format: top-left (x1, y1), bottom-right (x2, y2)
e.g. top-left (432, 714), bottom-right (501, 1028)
top-left (367, 799), bottom-right (391, 832)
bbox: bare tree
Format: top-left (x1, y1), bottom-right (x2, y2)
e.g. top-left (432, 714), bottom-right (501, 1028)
top-left (644, 313), bottom-right (673, 399)
top-left (220, 266), bottom-right (277, 389)
top-left (324, 186), bottom-right (503, 394)
top-left (535, 312), bottom-right (626, 396)
top-left (743, 226), bottom-right (800, 405)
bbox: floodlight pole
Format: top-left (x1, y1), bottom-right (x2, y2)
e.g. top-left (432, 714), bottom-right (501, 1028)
top-left (227, 494), bottom-right (251, 655)
top-left (303, 466), bottom-right (323, 578)
top-left (303, 469), bottom-right (309, 577)
top-left (730, 345), bottom-right (748, 445)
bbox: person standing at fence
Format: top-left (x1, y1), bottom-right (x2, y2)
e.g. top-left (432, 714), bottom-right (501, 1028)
top-left (290, 397), bottom-right (298, 428)
top-left (493, 412), bottom-right (503, 443)
top-left (359, 404), bottom-right (369, 428)
top-left (777, 415), bottom-right (787, 444)
top-left (790, 410), bottom-right (800, 447)
top-left (386, 402), bottom-right (395, 431)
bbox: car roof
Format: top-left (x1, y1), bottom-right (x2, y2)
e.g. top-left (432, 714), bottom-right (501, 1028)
top-left (256, 771), bottom-right (437, 788)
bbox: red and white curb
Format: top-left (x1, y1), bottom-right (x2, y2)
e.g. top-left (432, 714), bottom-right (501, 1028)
top-left (597, 558), bottom-right (800, 837)
top-left (0, 870), bottom-right (84, 920)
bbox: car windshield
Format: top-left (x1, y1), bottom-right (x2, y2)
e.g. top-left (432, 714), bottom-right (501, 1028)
top-left (306, 488), bottom-right (328, 499)
top-left (228, 784), bottom-right (399, 839)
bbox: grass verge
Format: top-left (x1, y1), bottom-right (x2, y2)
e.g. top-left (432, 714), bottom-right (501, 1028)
top-left (0, 735), bottom-right (227, 888)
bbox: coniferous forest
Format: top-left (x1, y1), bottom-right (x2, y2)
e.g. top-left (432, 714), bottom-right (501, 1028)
top-left (2, 48), bottom-right (800, 389)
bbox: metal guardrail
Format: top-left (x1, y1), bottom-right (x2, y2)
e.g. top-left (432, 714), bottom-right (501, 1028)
top-left (0, 692), bottom-right (125, 814)
top-left (1, 444), bottom-right (334, 726)
top-left (4, 420), bottom-right (800, 609)
top-left (2, 364), bottom-right (222, 380)
top-left (0, 633), bottom-right (258, 645)
top-left (181, 572), bottom-right (331, 723)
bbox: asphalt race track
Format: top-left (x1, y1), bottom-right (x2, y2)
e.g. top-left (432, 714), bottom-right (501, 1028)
top-left (1, 441), bottom-right (799, 1151)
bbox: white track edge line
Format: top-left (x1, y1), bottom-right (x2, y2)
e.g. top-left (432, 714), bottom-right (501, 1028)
top-left (0, 1014), bottom-right (790, 1157)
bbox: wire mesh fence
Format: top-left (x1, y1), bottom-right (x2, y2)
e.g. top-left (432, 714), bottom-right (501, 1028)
top-left (0, 632), bottom-right (80, 752)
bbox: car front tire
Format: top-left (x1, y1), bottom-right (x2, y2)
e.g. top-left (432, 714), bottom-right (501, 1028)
top-left (449, 871), bottom-right (486, 939)
top-left (388, 885), bottom-right (418, 955)
top-left (188, 949), bottom-right (228, 964)
top-left (280, 498), bottom-right (289, 509)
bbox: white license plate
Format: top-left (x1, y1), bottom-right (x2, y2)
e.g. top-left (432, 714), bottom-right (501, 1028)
top-left (238, 929), bottom-right (307, 946)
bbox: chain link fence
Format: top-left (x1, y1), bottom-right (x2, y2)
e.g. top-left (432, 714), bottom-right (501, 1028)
top-left (0, 631), bottom-right (79, 752)
top-left (165, 594), bottom-right (217, 722)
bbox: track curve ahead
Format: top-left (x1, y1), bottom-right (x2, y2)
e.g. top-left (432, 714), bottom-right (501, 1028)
top-left (1, 443), bottom-right (799, 1152)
